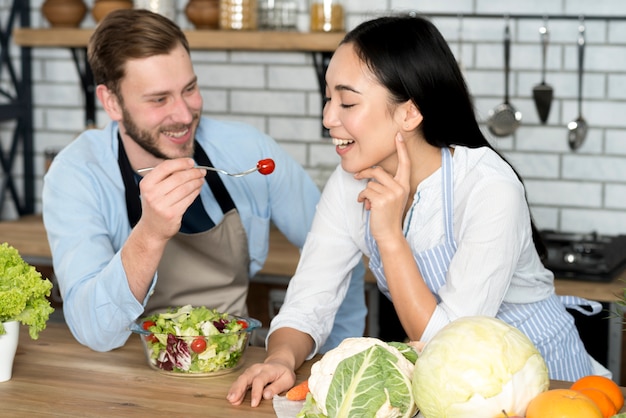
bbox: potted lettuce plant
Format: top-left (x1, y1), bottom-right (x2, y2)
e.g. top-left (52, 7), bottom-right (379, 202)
top-left (0, 242), bottom-right (55, 381)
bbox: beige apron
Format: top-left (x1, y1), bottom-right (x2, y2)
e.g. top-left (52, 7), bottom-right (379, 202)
top-left (118, 137), bottom-right (251, 317)
top-left (143, 209), bottom-right (250, 317)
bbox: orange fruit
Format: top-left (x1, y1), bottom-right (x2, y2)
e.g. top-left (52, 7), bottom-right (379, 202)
top-left (525, 389), bottom-right (603, 418)
top-left (571, 375), bottom-right (625, 411)
top-left (576, 387), bottom-right (618, 418)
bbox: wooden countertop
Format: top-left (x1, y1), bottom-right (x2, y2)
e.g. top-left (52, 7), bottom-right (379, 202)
top-left (1, 214), bottom-right (624, 302)
top-left (2, 322), bottom-right (309, 416)
top-left (0, 214), bottom-right (377, 282)
top-left (13, 28), bottom-right (345, 51)
top-left (4, 322), bottom-right (626, 416)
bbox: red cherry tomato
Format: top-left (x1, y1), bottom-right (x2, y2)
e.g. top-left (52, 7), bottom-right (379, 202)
top-left (142, 321), bottom-right (158, 343)
top-left (142, 320), bottom-right (156, 331)
top-left (236, 320), bottom-right (248, 329)
top-left (190, 337), bottom-right (207, 353)
top-left (257, 159), bottom-right (275, 175)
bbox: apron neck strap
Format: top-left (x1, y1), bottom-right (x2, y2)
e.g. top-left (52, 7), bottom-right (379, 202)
top-left (118, 134), bottom-right (142, 228)
top-left (193, 141), bottom-right (236, 215)
top-left (117, 134), bottom-right (236, 228)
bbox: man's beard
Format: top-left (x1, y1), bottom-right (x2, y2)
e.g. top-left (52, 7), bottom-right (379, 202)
top-left (121, 105), bottom-right (198, 159)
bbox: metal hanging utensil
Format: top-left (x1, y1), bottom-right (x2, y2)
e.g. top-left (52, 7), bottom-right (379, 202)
top-left (532, 17), bottom-right (554, 123)
top-left (487, 17), bottom-right (522, 137)
top-left (567, 17), bottom-right (588, 151)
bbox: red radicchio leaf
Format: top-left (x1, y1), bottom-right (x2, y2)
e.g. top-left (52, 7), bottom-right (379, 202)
top-left (157, 334), bottom-right (191, 371)
top-left (212, 319), bottom-right (228, 333)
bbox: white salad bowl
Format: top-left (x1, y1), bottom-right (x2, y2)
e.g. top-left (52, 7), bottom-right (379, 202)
top-left (130, 306), bottom-right (261, 377)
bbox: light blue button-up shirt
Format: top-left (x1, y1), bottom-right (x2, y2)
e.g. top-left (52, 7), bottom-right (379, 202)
top-left (42, 117), bottom-right (366, 352)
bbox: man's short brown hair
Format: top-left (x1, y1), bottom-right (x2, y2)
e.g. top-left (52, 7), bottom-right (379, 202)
top-left (88, 9), bottom-right (190, 96)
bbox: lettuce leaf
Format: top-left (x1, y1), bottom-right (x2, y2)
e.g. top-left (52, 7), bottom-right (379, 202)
top-left (0, 242), bottom-right (54, 339)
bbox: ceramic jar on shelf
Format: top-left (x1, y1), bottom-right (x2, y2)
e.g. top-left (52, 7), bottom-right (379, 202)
top-left (41, 0), bottom-right (87, 28)
top-left (92, 0), bottom-right (133, 23)
top-left (309, 0), bottom-right (344, 32)
top-left (258, 0), bottom-right (297, 31)
top-left (133, 0), bottom-right (176, 21)
top-left (219, 0), bottom-right (257, 30)
top-left (185, 0), bottom-right (220, 29)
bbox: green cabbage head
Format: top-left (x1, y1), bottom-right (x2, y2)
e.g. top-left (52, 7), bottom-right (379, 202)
top-left (412, 316), bottom-right (549, 418)
top-left (299, 337), bottom-right (418, 418)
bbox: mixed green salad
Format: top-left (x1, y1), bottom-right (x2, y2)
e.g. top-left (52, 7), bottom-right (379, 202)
top-left (138, 305), bottom-right (257, 374)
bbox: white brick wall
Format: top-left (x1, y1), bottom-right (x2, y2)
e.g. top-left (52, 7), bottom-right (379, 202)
top-left (2, 0), bottom-right (626, 234)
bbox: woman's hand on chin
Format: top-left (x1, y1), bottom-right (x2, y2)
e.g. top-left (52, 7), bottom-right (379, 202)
top-left (355, 133), bottom-right (411, 244)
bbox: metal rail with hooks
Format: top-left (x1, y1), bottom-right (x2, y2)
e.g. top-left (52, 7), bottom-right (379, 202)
top-left (419, 12), bottom-right (626, 21)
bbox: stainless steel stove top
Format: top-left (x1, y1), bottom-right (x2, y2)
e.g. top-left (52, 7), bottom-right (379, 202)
top-left (539, 230), bottom-right (626, 282)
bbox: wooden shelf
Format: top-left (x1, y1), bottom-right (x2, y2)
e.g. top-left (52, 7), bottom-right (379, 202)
top-left (12, 28), bottom-right (341, 129)
top-left (13, 28), bottom-right (345, 51)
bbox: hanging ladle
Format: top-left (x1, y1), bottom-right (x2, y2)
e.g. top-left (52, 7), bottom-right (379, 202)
top-left (567, 18), bottom-right (587, 151)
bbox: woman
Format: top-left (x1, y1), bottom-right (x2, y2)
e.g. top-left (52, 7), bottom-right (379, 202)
top-left (228, 14), bottom-right (608, 407)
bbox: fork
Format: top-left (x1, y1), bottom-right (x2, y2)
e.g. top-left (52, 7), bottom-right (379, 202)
top-left (136, 165), bottom-right (259, 177)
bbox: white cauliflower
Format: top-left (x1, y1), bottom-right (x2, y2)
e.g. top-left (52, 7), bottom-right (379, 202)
top-left (303, 337), bottom-right (417, 418)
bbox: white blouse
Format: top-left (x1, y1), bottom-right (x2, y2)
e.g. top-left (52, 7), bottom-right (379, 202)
top-left (268, 145), bottom-right (555, 356)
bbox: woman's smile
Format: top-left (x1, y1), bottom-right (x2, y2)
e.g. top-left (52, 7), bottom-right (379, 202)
top-left (332, 137), bottom-right (356, 155)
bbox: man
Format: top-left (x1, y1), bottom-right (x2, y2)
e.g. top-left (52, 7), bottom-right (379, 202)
top-left (42, 9), bottom-right (365, 352)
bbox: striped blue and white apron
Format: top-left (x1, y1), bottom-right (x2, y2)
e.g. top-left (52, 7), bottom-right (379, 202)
top-left (365, 147), bottom-right (602, 381)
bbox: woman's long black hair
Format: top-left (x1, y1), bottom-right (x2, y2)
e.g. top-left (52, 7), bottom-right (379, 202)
top-left (341, 14), bottom-right (546, 259)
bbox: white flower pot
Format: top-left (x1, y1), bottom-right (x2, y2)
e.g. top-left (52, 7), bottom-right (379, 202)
top-left (0, 321), bottom-right (20, 382)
